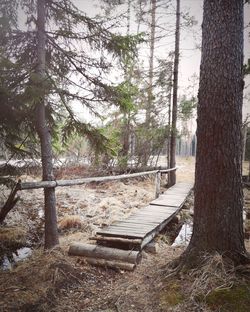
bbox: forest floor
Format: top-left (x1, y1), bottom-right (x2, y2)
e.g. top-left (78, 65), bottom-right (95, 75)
top-left (0, 157), bottom-right (250, 312)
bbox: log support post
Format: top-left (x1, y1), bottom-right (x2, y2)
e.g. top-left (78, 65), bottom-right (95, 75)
top-left (155, 171), bottom-right (161, 198)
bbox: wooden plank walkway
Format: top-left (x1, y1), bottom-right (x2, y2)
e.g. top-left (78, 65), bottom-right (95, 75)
top-left (96, 182), bottom-right (193, 249)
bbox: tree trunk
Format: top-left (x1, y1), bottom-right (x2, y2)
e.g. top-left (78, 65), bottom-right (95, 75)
top-left (36, 0), bottom-right (59, 249)
top-left (185, 0), bottom-right (247, 264)
top-left (169, 0), bottom-right (180, 186)
top-left (142, 0), bottom-right (156, 167)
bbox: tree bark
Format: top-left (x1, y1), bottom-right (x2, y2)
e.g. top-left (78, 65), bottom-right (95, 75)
top-left (185, 0), bottom-right (247, 264)
top-left (169, 0), bottom-right (180, 186)
top-left (36, 0), bottom-right (59, 249)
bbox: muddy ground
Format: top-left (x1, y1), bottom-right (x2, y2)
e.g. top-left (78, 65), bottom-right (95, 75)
top-left (1, 157), bottom-right (250, 312)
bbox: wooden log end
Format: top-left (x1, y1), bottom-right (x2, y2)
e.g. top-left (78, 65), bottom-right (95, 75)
top-left (144, 241), bottom-right (159, 254)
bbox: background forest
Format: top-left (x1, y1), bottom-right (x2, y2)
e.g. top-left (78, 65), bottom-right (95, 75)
top-left (0, 0), bottom-right (200, 172)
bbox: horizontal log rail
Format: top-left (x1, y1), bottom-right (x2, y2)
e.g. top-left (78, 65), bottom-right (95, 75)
top-left (18, 167), bottom-right (178, 190)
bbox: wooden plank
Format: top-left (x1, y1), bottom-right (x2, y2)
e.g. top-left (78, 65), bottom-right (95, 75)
top-left (98, 226), bottom-right (148, 234)
top-left (111, 221), bottom-right (156, 228)
top-left (108, 222), bottom-right (153, 229)
top-left (141, 207), bottom-right (177, 213)
top-left (165, 190), bottom-right (192, 195)
top-left (99, 226), bottom-right (148, 234)
top-left (134, 210), bottom-right (171, 215)
top-left (157, 193), bottom-right (186, 197)
top-left (129, 212), bottom-right (171, 217)
top-left (138, 207), bottom-right (176, 214)
top-left (107, 225), bottom-right (153, 232)
top-left (137, 205), bottom-right (176, 212)
top-left (100, 229), bottom-right (149, 236)
top-left (150, 201), bottom-right (180, 208)
top-left (96, 230), bottom-right (145, 239)
top-left (134, 211), bottom-right (173, 217)
top-left (126, 216), bottom-right (163, 223)
top-left (126, 216), bottom-right (168, 222)
top-left (151, 194), bottom-right (186, 200)
top-left (139, 205), bottom-right (177, 212)
top-left (132, 217), bottom-right (171, 223)
top-left (165, 185), bottom-right (192, 192)
top-left (164, 190), bottom-right (191, 196)
top-left (131, 216), bottom-right (171, 221)
top-left (113, 219), bottom-right (158, 226)
top-left (150, 195), bottom-right (185, 207)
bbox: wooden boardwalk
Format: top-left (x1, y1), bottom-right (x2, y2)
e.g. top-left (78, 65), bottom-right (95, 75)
top-left (96, 182), bottom-right (193, 249)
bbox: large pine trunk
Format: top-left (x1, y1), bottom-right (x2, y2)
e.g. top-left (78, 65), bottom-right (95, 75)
top-left (186, 0), bottom-right (247, 261)
top-left (36, 0), bottom-right (59, 249)
top-left (169, 0), bottom-right (180, 186)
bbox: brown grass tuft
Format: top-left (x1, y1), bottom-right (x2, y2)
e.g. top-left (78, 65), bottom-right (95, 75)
top-left (58, 215), bottom-right (83, 230)
top-left (0, 226), bottom-right (27, 255)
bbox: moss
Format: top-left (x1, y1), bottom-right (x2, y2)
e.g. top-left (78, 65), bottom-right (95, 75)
top-left (160, 281), bottom-right (184, 307)
top-left (203, 285), bottom-right (250, 312)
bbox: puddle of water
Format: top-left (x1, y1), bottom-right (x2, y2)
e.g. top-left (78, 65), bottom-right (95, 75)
top-left (1, 256), bottom-right (12, 271)
top-left (172, 222), bottom-right (193, 246)
top-left (1, 247), bottom-right (32, 271)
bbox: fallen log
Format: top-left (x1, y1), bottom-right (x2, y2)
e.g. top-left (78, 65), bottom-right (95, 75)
top-left (0, 180), bottom-right (21, 223)
top-left (85, 257), bottom-right (136, 271)
top-left (68, 243), bottom-right (141, 264)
